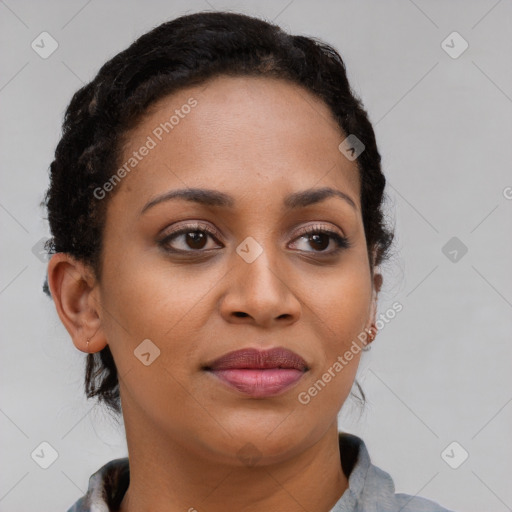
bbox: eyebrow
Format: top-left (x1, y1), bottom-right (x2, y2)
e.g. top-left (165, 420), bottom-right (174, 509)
top-left (140, 186), bottom-right (357, 215)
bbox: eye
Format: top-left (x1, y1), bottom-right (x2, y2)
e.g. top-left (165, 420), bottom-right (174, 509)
top-left (289, 224), bottom-right (351, 254)
top-left (158, 222), bottom-right (350, 256)
top-left (158, 222), bottom-right (222, 253)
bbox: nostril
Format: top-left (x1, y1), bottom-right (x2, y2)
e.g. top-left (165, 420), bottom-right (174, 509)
top-left (233, 312), bottom-right (249, 318)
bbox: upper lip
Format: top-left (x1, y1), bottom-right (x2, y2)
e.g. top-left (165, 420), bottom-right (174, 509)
top-left (204, 347), bottom-right (308, 371)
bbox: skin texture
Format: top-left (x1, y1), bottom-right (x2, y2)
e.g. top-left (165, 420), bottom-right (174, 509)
top-left (48, 75), bottom-right (382, 512)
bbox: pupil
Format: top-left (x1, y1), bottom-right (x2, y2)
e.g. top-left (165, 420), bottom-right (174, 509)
top-left (187, 231), bottom-right (206, 249)
top-left (310, 233), bottom-right (328, 251)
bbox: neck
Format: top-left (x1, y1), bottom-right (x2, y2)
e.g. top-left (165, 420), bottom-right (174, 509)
top-left (119, 415), bottom-right (348, 512)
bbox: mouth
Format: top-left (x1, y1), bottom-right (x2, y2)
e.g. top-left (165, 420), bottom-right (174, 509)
top-left (203, 347), bottom-right (309, 398)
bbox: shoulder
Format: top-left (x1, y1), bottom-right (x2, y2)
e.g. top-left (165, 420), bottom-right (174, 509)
top-left (66, 457), bottom-right (130, 512)
top-left (337, 433), bottom-right (455, 512)
top-left (362, 464), bottom-right (454, 511)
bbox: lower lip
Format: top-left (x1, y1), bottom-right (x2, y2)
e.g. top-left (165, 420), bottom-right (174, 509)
top-left (208, 368), bottom-right (306, 398)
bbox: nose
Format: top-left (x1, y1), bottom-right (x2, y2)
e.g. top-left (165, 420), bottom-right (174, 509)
top-left (218, 246), bottom-right (302, 329)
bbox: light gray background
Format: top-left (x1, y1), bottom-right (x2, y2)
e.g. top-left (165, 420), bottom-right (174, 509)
top-left (1, 1), bottom-right (511, 511)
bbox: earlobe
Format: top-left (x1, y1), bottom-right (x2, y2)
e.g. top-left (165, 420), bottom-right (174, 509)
top-left (46, 253), bottom-right (107, 353)
top-left (369, 271), bottom-right (382, 319)
top-left (364, 271), bottom-right (383, 346)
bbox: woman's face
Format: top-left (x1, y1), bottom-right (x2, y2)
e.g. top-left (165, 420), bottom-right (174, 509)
top-left (89, 75), bottom-right (379, 464)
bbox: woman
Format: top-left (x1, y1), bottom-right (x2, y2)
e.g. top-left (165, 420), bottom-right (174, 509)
top-left (44, 11), bottom-right (453, 512)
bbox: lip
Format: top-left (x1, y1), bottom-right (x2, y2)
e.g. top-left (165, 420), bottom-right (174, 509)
top-left (204, 347), bottom-right (309, 398)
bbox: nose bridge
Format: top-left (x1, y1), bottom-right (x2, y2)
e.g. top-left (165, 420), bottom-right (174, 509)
top-left (235, 235), bottom-right (286, 298)
top-left (220, 233), bottom-right (300, 326)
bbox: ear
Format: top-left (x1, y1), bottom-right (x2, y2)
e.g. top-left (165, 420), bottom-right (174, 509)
top-left (47, 253), bottom-right (108, 353)
top-left (366, 270), bottom-right (383, 333)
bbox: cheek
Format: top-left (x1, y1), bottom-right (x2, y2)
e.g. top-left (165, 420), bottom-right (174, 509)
top-left (297, 261), bottom-right (370, 406)
top-left (305, 258), bottom-right (372, 339)
top-left (99, 247), bottom-right (224, 370)
top-left (103, 231), bottom-right (188, 317)
top-left (98, 255), bottom-right (211, 423)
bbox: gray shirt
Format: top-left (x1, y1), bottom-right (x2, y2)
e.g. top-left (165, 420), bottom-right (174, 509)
top-left (67, 432), bottom-right (454, 511)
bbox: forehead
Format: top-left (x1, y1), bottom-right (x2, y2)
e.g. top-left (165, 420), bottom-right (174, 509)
top-left (112, 75), bottom-right (360, 212)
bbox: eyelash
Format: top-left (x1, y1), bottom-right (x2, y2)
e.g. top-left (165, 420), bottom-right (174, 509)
top-left (158, 222), bottom-right (351, 256)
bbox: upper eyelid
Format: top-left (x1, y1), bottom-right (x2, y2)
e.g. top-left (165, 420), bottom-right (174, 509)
top-left (293, 223), bottom-right (345, 237)
top-left (159, 221), bottom-right (346, 244)
top-left (160, 221), bottom-right (220, 236)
